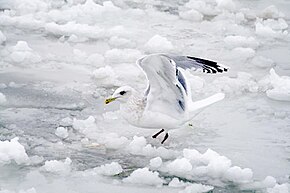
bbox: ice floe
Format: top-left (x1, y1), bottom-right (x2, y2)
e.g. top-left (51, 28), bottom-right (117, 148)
top-left (0, 137), bottom-right (30, 165)
top-left (123, 167), bottom-right (164, 186)
top-left (43, 157), bottom-right (72, 174)
top-left (266, 69), bottom-right (290, 101)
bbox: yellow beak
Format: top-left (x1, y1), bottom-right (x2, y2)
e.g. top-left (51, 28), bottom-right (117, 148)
top-left (105, 97), bottom-right (117, 104)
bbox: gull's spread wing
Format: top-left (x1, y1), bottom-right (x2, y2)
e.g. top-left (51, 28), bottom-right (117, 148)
top-left (137, 54), bottom-right (187, 118)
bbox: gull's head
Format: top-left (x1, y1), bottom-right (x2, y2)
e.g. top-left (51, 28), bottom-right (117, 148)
top-left (105, 86), bottom-right (134, 104)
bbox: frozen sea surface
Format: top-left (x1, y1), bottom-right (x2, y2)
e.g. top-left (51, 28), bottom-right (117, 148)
top-left (0, 0), bottom-right (290, 192)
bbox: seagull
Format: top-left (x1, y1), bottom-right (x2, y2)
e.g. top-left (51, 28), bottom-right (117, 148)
top-left (105, 54), bottom-right (228, 144)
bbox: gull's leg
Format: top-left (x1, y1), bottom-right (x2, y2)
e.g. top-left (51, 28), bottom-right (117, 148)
top-left (161, 132), bottom-right (169, 144)
top-left (152, 129), bottom-right (164, 138)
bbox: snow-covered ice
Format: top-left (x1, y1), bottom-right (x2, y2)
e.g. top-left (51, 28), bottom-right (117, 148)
top-left (43, 157), bottom-right (72, 174)
top-left (55, 127), bottom-right (69, 139)
top-left (0, 0), bottom-right (290, 192)
top-left (0, 137), bottom-right (30, 165)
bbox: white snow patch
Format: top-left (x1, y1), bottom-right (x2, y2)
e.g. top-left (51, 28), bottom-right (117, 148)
top-left (144, 35), bottom-right (174, 53)
top-left (266, 69), bottom-right (290, 101)
top-left (55, 127), bottom-right (69, 139)
top-left (123, 167), bottom-right (164, 186)
top-left (0, 137), bottom-right (30, 165)
top-left (0, 92), bottom-right (7, 104)
top-left (43, 157), bottom-right (72, 174)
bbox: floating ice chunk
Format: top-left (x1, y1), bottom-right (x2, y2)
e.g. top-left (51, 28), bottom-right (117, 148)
top-left (68, 34), bottom-right (88, 43)
top-left (179, 183), bottom-right (214, 193)
top-left (179, 10), bottom-right (203, 22)
top-left (19, 188), bottom-right (37, 193)
top-left (167, 158), bottom-right (193, 175)
top-left (123, 167), bottom-right (164, 186)
top-left (182, 0), bottom-right (218, 16)
top-left (168, 178), bottom-right (187, 188)
top-left (105, 48), bottom-right (142, 64)
top-left (92, 66), bottom-right (119, 87)
top-left (267, 183), bottom-right (289, 193)
top-left (149, 157), bottom-right (162, 168)
top-left (60, 117), bottom-right (73, 127)
top-left (211, 72), bottom-right (258, 94)
top-left (45, 22), bottom-right (105, 40)
top-left (10, 0), bottom-right (48, 14)
top-left (183, 148), bottom-right (203, 165)
top-left (6, 41), bottom-right (41, 65)
top-left (1, 188), bottom-right (38, 193)
top-left (98, 133), bottom-right (129, 149)
top-left (0, 137), bottom-right (30, 165)
top-left (259, 5), bottom-right (284, 19)
top-left (224, 166), bottom-right (253, 183)
top-left (29, 155), bottom-right (44, 165)
top-left (231, 47), bottom-right (256, 61)
top-left (86, 53), bottom-right (105, 67)
top-left (0, 92), bottom-right (7, 104)
top-left (43, 157), bottom-right (72, 174)
top-left (216, 0), bottom-right (236, 12)
top-left (203, 150), bottom-right (232, 178)
top-left (127, 136), bottom-right (147, 155)
top-left (108, 36), bottom-right (136, 48)
top-left (224, 35), bottom-right (259, 49)
top-left (266, 69), bottom-right (290, 102)
top-left (12, 41), bottom-right (32, 51)
top-left (255, 19), bottom-right (288, 39)
top-left (0, 83), bottom-right (7, 89)
top-left (55, 127), bottom-right (69, 139)
top-left (72, 116), bottom-right (98, 137)
top-left (95, 162), bottom-right (123, 176)
top-left (251, 56), bottom-right (274, 68)
top-left (144, 35), bottom-right (174, 53)
top-left (0, 30), bottom-right (6, 45)
top-left (242, 176), bottom-right (277, 190)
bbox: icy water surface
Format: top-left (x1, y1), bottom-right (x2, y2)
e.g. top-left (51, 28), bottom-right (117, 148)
top-left (0, 0), bottom-right (290, 192)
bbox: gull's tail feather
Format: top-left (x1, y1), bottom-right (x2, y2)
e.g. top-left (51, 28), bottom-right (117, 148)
top-left (189, 93), bottom-right (225, 112)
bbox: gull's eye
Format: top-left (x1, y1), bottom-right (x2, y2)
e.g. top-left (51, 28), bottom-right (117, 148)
top-left (120, 91), bottom-right (126, 95)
